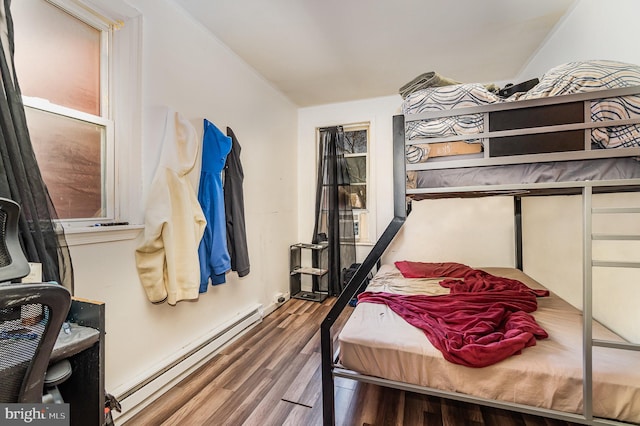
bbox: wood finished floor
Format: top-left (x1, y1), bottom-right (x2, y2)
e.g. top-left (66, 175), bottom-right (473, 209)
top-left (123, 297), bottom-right (581, 426)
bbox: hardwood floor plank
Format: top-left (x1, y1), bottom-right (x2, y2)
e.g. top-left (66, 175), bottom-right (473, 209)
top-left (481, 405), bottom-right (526, 426)
top-left (281, 352), bottom-right (320, 405)
top-left (257, 400), bottom-right (307, 426)
top-left (423, 395), bottom-right (444, 425)
top-left (522, 414), bottom-right (551, 426)
top-left (295, 360), bottom-right (323, 408)
top-left (456, 398), bottom-right (484, 424)
top-left (353, 382), bottom-right (382, 425)
top-left (242, 353), bottom-right (311, 425)
top-left (161, 386), bottom-right (233, 426)
top-left (282, 401), bottom-right (318, 426)
top-left (375, 386), bottom-right (405, 425)
top-left (265, 315), bottom-right (320, 371)
top-left (442, 397), bottom-right (474, 426)
top-left (204, 367), bottom-right (273, 425)
top-left (403, 392), bottom-right (432, 426)
top-left (214, 329), bottom-right (286, 391)
top-left (221, 305), bottom-right (293, 355)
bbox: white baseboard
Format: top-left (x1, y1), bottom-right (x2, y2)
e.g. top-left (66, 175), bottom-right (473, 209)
top-left (111, 303), bottom-right (263, 424)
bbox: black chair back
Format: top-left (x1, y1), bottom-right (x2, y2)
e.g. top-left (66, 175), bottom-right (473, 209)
top-left (0, 198), bottom-right (31, 283)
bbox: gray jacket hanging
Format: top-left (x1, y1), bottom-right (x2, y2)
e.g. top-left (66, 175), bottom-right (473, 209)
top-left (224, 127), bottom-right (250, 277)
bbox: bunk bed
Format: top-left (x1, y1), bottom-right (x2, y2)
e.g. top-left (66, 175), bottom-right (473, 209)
top-left (320, 60), bottom-right (640, 426)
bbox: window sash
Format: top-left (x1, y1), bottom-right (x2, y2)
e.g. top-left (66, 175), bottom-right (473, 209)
top-left (42, 0), bottom-right (112, 118)
top-left (343, 127), bottom-right (369, 214)
top-left (22, 96), bottom-right (115, 224)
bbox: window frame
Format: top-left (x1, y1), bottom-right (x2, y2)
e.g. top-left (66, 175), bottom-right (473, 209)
top-left (17, 0), bottom-right (143, 240)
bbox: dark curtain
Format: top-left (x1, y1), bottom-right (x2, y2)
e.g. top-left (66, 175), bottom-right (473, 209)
top-left (0, 1), bottom-right (73, 291)
top-left (312, 126), bottom-right (356, 296)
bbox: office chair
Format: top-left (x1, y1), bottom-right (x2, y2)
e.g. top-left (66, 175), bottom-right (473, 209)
top-left (0, 197), bottom-right (72, 403)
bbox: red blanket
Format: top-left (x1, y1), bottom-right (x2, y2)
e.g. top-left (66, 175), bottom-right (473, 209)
top-left (357, 261), bottom-right (549, 367)
top-left (394, 261), bottom-right (549, 297)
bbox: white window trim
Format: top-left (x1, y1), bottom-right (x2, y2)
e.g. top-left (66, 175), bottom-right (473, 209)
top-left (46, 0), bottom-right (114, 31)
top-left (63, 223), bottom-right (144, 246)
top-left (37, 0), bottom-right (144, 245)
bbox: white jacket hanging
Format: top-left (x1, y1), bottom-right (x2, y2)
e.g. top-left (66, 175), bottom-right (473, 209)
top-left (135, 108), bottom-right (206, 305)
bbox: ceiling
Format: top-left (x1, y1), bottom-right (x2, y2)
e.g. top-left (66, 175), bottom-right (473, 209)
top-left (174, 0), bottom-right (576, 107)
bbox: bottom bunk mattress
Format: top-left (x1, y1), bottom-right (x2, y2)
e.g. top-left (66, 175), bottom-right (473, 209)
top-left (338, 264), bottom-right (640, 423)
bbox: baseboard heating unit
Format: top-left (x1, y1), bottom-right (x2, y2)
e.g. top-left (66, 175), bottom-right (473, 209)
top-left (111, 303), bottom-right (263, 423)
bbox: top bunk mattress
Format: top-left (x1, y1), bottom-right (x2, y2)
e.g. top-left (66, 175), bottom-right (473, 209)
top-left (338, 264), bottom-right (640, 423)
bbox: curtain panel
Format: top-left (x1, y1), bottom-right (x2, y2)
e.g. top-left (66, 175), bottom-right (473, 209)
top-left (312, 126), bottom-right (356, 296)
top-left (0, 1), bottom-right (73, 291)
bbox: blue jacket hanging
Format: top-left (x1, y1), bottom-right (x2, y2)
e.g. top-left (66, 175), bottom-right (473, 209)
top-left (198, 119), bottom-right (232, 291)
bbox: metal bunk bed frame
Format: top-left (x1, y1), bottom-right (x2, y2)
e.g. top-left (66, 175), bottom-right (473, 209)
top-left (320, 86), bottom-right (640, 425)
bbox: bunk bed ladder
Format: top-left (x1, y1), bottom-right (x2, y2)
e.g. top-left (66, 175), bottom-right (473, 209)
top-left (584, 185), bottom-right (640, 424)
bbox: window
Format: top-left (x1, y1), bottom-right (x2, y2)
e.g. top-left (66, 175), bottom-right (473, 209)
top-left (321, 123), bottom-right (371, 243)
top-left (11, 0), bottom-right (142, 229)
top-left (342, 126), bottom-right (368, 210)
top-left (12, 0), bottom-right (112, 221)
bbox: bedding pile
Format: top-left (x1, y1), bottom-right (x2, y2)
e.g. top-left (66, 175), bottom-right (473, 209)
top-left (512, 60), bottom-right (640, 149)
top-left (403, 83), bottom-right (501, 144)
top-left (398, 71), bottom-right (462, 99)
top-left (402, 60), bottom-right (640, 149)
top-left (357, 261), bottom-right (548, 367)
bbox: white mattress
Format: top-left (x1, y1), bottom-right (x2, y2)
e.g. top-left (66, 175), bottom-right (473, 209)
top-left (338, 264), bottom-right (640, 423)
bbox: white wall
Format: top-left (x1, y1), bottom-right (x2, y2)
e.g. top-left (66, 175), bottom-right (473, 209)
top-left (517, 0), bottom-right (640, 81)
top-left (68, 0), bottom-right (298, 398)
